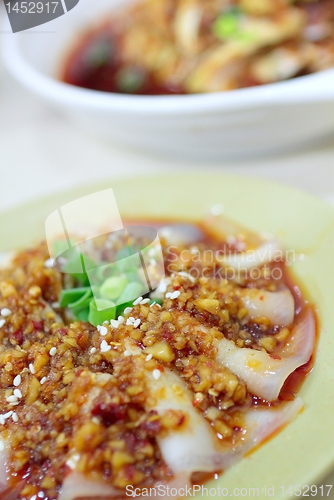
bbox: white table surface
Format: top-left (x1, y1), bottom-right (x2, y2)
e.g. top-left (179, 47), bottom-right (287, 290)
top-left (2, 62), bottom-right (334, 212)
top-left (2, 57), bottom-right (334, 496)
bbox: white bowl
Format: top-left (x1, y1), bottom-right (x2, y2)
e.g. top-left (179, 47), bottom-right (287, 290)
top-left (3, 0), bottom-right (334, 160)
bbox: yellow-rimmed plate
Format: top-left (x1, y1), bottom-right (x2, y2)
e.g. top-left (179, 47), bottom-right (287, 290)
top-left (1, 173), bottom-right (334, 500)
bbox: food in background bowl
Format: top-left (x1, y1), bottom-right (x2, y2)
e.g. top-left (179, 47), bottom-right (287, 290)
top-left (0, 214), bottom-right (316, 499)
top-left (62, 0), bottom-right (334, 94)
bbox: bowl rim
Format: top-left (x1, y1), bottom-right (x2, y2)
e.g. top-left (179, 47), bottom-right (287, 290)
top-left (3, 26), bottom-right (334, 116)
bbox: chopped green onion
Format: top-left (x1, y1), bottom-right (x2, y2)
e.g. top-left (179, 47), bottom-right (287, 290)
top-left (95, 262), bottom-right (115, 282)
top-left (116, 66), bottom-right (146, 94)
top-left (116, 300), bottom-right (134, 317)
top-left (74, 308), bottom-right (90, 322)
top-left (85, 37), bottom-right (114, 68)
top-left (125, 271), bottom-right (142, 284)
top-left (53, 240), bottom-right (70, 257)
top-left (100, 276), bottom-right (128, 301)
top-left (59, 287), bottom-right (91, 308)
top-left (116, 281), bottom-right (145, 306)
top-left (88, 299), bottom-right (116, 327)
top-left (212, 7), bottom-right (242, 40)
top-left (68, 288), bottom-right (93, 311)
top-left (213, 15), bottom-right (239, 39)
top-left (60, 249), bottom-right (96, 286)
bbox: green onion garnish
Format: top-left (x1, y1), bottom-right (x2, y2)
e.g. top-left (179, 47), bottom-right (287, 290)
top-left (116, 66), bottom-right (146, 94)
top-left (69, 288), bottom-right (93, 311)
top-left (75, 308), bottom-right (90, 322)
top-left (99, 276), bottom-right (128, 301)
top-left (116, 281), bottom-right (144, 306)
top-left (212, 7), bottom-right (242, 40)
top-left (59, 287), bottom-right (91, 308)
top-left (88, 298), bottom-right (116, 327)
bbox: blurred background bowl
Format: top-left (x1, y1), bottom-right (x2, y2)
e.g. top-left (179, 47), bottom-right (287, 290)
top-left (3, 0), bottom-right (334, 160)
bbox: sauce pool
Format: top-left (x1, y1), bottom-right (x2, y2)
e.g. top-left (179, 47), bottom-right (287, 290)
top-left (62, 23), bottom-right (185, 95)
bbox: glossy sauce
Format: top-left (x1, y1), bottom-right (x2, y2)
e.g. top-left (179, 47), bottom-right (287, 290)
top-left (62, 23), bottom-right (184, 95)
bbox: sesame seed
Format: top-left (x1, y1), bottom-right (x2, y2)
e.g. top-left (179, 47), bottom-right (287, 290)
top-left (51, 301), bottom-right (60, 308)
top-left (38, 492), bottom-right (45, 499)
top-left (145, 354), bottom-right (152, 361)
top-left (123, 350), bottom-right (131, 357)
top-left (152, 369), bottom-right (161, 380)
top-left (12, 413), bottom-right (18, 423)
top-left (9, 402), bottom-right (19, 406)
top-left (103, 320), bottom-right (109, 324)
top-left (133, 297), bottom-right (143, 306)
top-left (0, 416), bottom-right (5, 425)
top-left (0, 319), bottom-right (6, 328)
top-left (0, 308), bottom-right (11, 317)
top-left (170, 290), bottom-right (181, 299)
top-left (90, 347), bottom-right (97, 354)
top-left (0, 442), bottom-right (4, 451)
top-left (6, 395), bottom-right (18, 403)
top-left (140, 298), bottom-right (150, 305)
top-left (97, 325), bottom-right (102, 332)
top-left (14, 389), bottom-right (22, 399)
top-left (150, 301), bottom-right (156, 307)
top-left (29, 363), bottom-right (35, 374)
top-left (44, 258), bottom-right (55, 268)
top-left (31, 496), bottom-right (37, 500)
top-left (124, 307), bottom-right (133, 315)
top-left (3, 411), bottom-right (13, 419)
top-left (156, 304), bottom-right (162, 308)
top-left (165, 292), bottom-right (172, 298)
top-left (13, 374), bottom-right (21, 387)
top-left (117, 316), bottom-right (125, 324)
top-left (110, 320), bottom-right (119, 328)
top-left (177, 271), bottom-right (195, 283)
top-left (49, 347), bottom-right (57, 357)
top-left (133, 319), bottom-right (141, 328)
top-left (100, 340), bottom-right (111, 353)
top-left (40, 377), bottom-right (47, 385)
top-left (99, 326), bottom-right (108, 336)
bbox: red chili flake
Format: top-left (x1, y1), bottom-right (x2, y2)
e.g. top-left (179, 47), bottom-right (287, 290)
top-left (75, 368), bottom-right (84, 377)
top-left (233, 426), bottom-right (242, 432)
top-left (124, 432), bottom-right (141, 453)
top-left (162, 329), bottom-right (172, 341)
top-left (32, 320), bottom-right (43, 331)
top-left (92, 402), bottom-right (125, 426)
top-left (13, 329), bottom-right (24, 345)
top-left (124, 464), bottom-right (136, 481)
top-left (176, 414), bottom-right (185, 427)
top-left (140, 413), bottom-right (162, 436)
top-left (173, 284), bottom-right (181, 290)
top-left (58, 328), bottom-right (67, 336)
